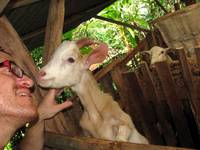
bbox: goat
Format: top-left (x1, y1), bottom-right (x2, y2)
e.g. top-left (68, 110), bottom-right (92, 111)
top-left (37, 38), bottom-right (149, 144)
top-left (142, 46), bottom-right (173, 65)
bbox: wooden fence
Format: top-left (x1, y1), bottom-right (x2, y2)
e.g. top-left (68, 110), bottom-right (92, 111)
top-left (44, 32), bottom-right (200, 149)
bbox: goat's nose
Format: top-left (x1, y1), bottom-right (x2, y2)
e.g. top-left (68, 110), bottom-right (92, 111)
top-left (38, 70), bottom-right (46, 78)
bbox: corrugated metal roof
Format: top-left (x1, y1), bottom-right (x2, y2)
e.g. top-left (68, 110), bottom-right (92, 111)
top-left (4, 0), bottom-right (116, 50)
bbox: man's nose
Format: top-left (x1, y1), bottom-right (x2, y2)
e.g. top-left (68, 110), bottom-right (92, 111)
top-left (17, 75), bottom-right (34, 88)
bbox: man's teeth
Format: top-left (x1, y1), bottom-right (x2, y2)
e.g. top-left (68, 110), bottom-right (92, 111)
top-left (19, 93), bottom-right (29, 96)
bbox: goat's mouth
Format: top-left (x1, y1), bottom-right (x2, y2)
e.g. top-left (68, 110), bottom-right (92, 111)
top-left (37, 77), bottom-right (55, 88)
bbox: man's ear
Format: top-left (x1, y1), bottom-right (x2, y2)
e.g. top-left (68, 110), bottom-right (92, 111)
top-left (84, 43), bottom-right (108, 69)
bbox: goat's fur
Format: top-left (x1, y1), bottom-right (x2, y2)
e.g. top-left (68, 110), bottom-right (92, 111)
top-left (37, 39), bottom-right (149, 144)
top-left (143, 46), bottom-right (172, 65)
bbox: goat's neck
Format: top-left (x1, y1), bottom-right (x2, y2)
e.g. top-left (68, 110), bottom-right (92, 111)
top-left (72, 70), bottom-right (104, 120)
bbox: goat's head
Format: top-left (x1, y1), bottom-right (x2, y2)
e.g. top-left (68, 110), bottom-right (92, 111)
top-left (37, 38), bottom-right (108, 88)
top-left (142, 46), bottom-right (170, 65)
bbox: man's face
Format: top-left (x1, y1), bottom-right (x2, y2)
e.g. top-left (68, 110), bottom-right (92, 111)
top-left (0, 61), bottom-right (38, 124)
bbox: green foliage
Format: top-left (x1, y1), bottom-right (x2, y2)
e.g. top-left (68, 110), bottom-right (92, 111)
top-left (62, 30), bottom-right (73, 41)
top-left (5, 124), bottom-right (28, 149)
top-left (56, 88), bottom-right (75, 104)
top-left (71, 0), bottom-right (179, 65)
top-left (31, 46), bottom-right (43, 68)
top-left (4, 142), bottom-right (12, 150)
top-left (80, 46), bottom-right (93, 55)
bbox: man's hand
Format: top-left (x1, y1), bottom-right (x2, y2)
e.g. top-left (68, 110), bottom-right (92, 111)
top-left (38, 89), bottom-right (73, 122)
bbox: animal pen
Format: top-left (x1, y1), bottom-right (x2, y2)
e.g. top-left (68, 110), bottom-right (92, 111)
top-left (0, 0), bottom-right (200, 150)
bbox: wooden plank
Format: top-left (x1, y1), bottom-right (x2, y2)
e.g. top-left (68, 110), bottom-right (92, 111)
top-left (155, 61), bottom-right (194, 148)
top-left (123, 72), bottom-right (164, 145)
top-left (45, 132), bottom-right (195, 150)
top-left (136, 62), bottom-right (177, 146)
top-left (152, 3), bottom-right (200, 25)
top-left (169, 61), bottom-right (200, 147)
top-left (0, 15), bottom-right (42, 104)
top-left (177, 49), bottom-right (194, 91)
top-left (42, 0), bottom-right (68, 134)
top-left (110, 66), bottom-right (131, 114)
top-left (43, 0), bottom-right (65, 65)
top-left (95, 58), bottom-right (122, 80)
top-left (195, 48), bottom-right (200, 66)
top-left (7, 0), bottom-right (41, 9)
top-left (0, 0), bottom-right (9, 14)
top-left (100, 73), bottom-right (118, 99)
top-left (177, 49), bottom-right (200, 130)
top-left (94, 15), bottom-right (150, 33)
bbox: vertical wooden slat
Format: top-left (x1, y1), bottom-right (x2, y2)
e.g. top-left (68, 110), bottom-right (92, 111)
top-left (111, 66), bottom-right (130, 113)
top-left (100, 73), bottom-right (118, 99)
top-left (178, 48), bottom-right (200, 132)
top-left (123, 71), bottom-right (164, 145)
top-left (0, 0), bottom-right (9, 14)
top-left (43, 0), bottom-right (65, 65)
top-left (155, 61), bottom-right (194, 148)
top-left (170, 61), bottom-right (199, 146)
top-left (43, 0), bottom-right (68, 134)
top-left (111, 66), bottom-right (146, 137)
top-left (195, 48), bottom-right (200, 66)
top-left (137, 62), bottom-right (177, 146)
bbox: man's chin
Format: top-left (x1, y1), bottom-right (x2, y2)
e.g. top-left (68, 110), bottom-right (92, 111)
top-left (23, 109), bottom-right (39, 125)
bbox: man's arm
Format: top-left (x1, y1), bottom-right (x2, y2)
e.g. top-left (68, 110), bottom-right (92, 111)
top-left (19, 89), bottom-right (72, 150)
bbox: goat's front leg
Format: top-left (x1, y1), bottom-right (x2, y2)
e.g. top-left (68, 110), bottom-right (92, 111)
top-left (115, 124), bottom-right (132, 142)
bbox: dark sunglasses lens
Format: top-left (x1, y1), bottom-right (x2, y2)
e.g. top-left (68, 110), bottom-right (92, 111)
top-left (10, 63), bottom-right (23, 78)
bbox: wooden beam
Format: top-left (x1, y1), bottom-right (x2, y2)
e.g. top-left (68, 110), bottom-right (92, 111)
top-left (43, 0), bottom-right (68, 134)
top-left (0, 0), bottom-right (9, 15)
top-left (155, 62), bottom-right (194, 147)
top-left (7, 0), bottom-right (41, 9)
top-left (43, 0), bottom-right (65, 64)
top-left (21, 0), bottom-right (117, 49)
top-left (45, 132), bottom-right (194, 150)
top-left (94, 15), bottom-right (150, 33)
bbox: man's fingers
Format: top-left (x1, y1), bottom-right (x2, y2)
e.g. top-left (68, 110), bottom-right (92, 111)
top-left (55, 88), bottom-right (64, 96)
top-left (56, 101), bottom-right (73, 112)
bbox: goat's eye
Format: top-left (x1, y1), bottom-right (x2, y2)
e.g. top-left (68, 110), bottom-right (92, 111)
top-left (161, 51), bottom-right (164, 54)
top-left (67, 57), bottom-right (75, 63)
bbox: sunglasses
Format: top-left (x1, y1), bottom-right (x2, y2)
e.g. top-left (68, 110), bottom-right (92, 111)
top-left (0, 60), bottom-right (24, 78)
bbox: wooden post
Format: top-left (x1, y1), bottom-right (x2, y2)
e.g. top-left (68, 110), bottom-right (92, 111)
top-left (123, 71), bottom-right (164, 145)
top-left (100, 73), bottom-right (118, 99)
top-left (178, 48), bottom-right (200, 133)
top-left (0, 0), bottom-right (9, 14)
top-left (43, 0), bottom-right (68, 134)
top-left (136, 62), bottom-right (177, 146)
top-left (111, 65), bottom-right (130, 113)
top-left (195, 48), bottom-right (200, 66)
top-left (155, 61), bottom-right (194, 148)
top-left (43, 0), bottom-right (65, 65)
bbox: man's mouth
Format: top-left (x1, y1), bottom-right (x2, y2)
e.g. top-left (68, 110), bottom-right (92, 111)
top-left (16, 90), bottom-right (32, 97)
top-left (18, 92), bottom-right (31, 97)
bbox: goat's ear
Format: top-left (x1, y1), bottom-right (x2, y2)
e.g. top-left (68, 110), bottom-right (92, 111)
top-left (164, 48), bottom-right (170, 51)
top-left (84, 43), bottom-right (108, 69)
top-left (141, 50), bottom-right (151, 55)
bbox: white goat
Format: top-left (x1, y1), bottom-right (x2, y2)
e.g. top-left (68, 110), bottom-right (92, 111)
top-left (37, 38), bottom-right (149, 144)
top-left (143, 46), bottom-right (172, 65)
